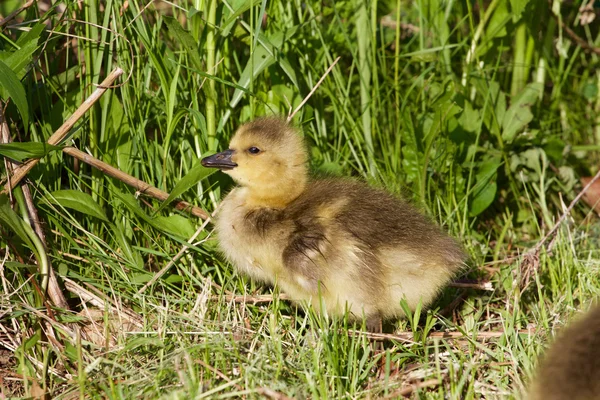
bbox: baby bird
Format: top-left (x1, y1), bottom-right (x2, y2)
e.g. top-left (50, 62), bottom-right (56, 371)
top-left (528, 305), bottom-right (600, 400)
top-left (201, 117), bottom-right (465, 328)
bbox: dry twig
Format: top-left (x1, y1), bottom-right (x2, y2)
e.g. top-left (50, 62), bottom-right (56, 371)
top-left (0, 0), bottom-right (35, 28)
top-left (549, 0), bottom-right (600, 56)
top-left (287, 56), bottom-right (341, 122)
top-left (383, 378), bottom-right (441, 398)
top-left (2, 68), bottom-right (124, 193)
top-left (212, 293), bottom-right (291, 304)
top-left (63, 277), bottom-right (143, 328)
top-left (448, 279), bottom-right (493, 291)
top-left (520, 167), bottom-right (600, 289)
top-left (0, 105), bottom-right (68, 308)
top-left (63, 147), bottom-right (209, 219)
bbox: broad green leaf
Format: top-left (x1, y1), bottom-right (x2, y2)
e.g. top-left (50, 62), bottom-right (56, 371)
top-left (458, 100), bottom-right (481, 133)
top-left (501, 83), bottom-right (543, 143)
top-left (5, 261), bottom-right (37, 272)
top-left (509, 0), bottom-right (530, 20)
top-left (0, 142), bottom-right (62, 162)
top-left (23, 331), bottom-right (41, 352)
top-left (493, 90), bottom-right (507, 133)
top-left (107, 97), bottom-right (132, 172)
top-left (153, 215), bottom-right (195, 238)
top-left (113, 189), bottom-right (197, 240)
top-left (317, 161), bottom-right (344, 176)
top-left (47, 190), bottom-right (109, 223)
top-left (229, 34), bottom-right (279, 107)
top-left (0, 195), bottom-right (36, 251)
top-left (470, 181), bottom-right (497, 217)
top-left (484, 1), bottom-right (509, 39)
top-left (543, 137), bottom-right (566, 162)
top-left (469, 157), bottom-right (502, 216)
top-left (164, 17), bottom-right (202, 71)
top-left (221, 0), bottom-right (262, 36)
top-left (155, 162), bottom-right (216, 214)
top-left (400, 111), bottom-right (421, 184)
top-left (164, 274), bottom-right (184, 284)
top-left (473, 79), bottom-right (506, 138)
top-left (131, 273), bottom-right (153, 284)
top-left (15, 23), bottom-right (45, 47)
top-left (0, 59), bottom-right (29, 130)
top-left (4, 23), bottom-right (45, 79)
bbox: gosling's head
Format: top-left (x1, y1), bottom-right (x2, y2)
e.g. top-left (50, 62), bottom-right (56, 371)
top-left (201, 117), bottom-right (309, 207)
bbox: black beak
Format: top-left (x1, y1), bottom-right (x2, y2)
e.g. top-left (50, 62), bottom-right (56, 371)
top-left (201, 149), bottom-right (237, 170)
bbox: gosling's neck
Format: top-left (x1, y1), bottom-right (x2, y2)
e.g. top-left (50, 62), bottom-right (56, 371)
top-left (242, 172), bottom-right (307, 209)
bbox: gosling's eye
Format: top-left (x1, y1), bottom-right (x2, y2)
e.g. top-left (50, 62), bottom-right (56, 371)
top-left (248, 147), bottom-right (261, 155)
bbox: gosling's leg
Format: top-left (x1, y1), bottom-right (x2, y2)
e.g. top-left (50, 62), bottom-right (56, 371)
top-left (366, 315), bottom-right (384, 352)
top-left (366, 315), bottom-right (383, 334)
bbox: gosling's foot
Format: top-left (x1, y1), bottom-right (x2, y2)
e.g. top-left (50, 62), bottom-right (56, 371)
top-left (366, 315), bottom-right (384, 352)
top-left (366, 315), bottom-right (383, 333)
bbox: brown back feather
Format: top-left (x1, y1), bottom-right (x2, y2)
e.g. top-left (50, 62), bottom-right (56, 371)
top-left (530, 305), bottom-right (600, 400)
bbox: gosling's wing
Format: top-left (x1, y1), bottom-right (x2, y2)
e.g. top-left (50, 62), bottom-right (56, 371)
top-left (282, 216), bottom-right (329, 293)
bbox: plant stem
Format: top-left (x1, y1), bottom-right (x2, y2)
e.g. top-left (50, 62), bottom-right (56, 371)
top-left (355, 0), bottom-right (375, 176)
top-left (205, 0), bottom-right (218, 151)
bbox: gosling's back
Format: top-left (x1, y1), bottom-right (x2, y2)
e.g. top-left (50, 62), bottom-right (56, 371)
top-left (288, 179), bottom-right (464, 318)
top-left (529, 305), bottom-right (600, 400)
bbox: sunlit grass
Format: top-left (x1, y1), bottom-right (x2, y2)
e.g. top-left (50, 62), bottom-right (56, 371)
top-left (1, 0), bottom-right (600, 398)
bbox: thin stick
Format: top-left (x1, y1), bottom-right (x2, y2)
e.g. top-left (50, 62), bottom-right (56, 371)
top-left (519, 168), bottom-right (600, 290)
top-left (548, 0), bottom-right (600, 56)
top-left (62, 147), bottom-right (209, 219)
top-left (255, 387), bottom-right (294, 400)
top-left (287, 56), bottom-right (341, 122)
top-left (0, 0), bottom-right (35, 28)
top-left (448, 279), bottom-right (493, 291)
top-left (2, 68), bottom-right (124, 193)
top-left (383, 379), bottom-right (441, 398)
top-left (63, 277), bottom-right (143, 328)
top-left (212, 293), bottom-right (291, 304)
top-left (0, 106), bottom-right (68, 308)
top-left (22, 184), bottom-right (68, 308)
top-left (1, 104), bottom-right (16, 200)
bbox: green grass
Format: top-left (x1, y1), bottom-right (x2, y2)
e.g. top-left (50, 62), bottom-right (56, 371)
top-left (1, 0), bottom-right (600, 398)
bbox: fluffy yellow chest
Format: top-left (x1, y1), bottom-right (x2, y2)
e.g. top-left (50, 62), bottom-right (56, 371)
top-left (215, 188), bottom-right (289, 284)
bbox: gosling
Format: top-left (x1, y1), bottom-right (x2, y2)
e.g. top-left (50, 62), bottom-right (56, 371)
top-left (528, 305), bottom-right (600, 400)
top-left (201, 117), bottom-right (465, 328)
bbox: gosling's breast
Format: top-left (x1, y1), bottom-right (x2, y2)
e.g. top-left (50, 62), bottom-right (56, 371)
top-left (215, 188), bottom-right (291, 283)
